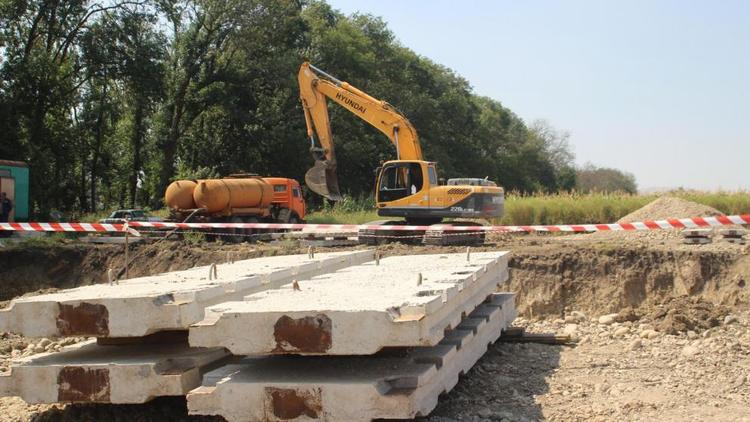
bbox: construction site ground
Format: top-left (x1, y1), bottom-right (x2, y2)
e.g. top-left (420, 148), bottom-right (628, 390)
top-left (1, 225), bottom-right (749, 421)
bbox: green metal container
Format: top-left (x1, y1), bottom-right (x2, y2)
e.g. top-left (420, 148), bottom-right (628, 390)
top-left (0, 160), bottom-right (30, 221)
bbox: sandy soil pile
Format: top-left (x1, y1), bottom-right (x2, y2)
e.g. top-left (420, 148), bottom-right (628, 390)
top-left (617, 196), bottom-right (723, 223)
top-left (580, 196), bottom-right (732, 245)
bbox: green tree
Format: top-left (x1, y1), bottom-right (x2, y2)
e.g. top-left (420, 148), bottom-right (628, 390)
top-left (576, 163), bottom-right (638, 194)
top-left (0, 0), bottom-right (581, 217)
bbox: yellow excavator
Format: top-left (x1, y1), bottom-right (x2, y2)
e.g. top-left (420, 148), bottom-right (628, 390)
top-left (298, 62), bottom-right (504, 244)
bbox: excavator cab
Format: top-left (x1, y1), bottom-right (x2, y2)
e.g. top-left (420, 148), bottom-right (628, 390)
top-left (377, 162), bottom-right (424, 202)
top-left (374, 160), bottom-right (449, 224)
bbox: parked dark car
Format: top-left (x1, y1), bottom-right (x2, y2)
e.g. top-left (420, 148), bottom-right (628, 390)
top-left (99, 209), bottom-right (161, 225)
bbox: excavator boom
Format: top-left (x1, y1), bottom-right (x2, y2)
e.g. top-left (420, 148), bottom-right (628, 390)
top-left (298, 62), bottom-right (422, 199)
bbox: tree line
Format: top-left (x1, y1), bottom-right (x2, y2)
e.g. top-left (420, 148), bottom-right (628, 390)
top-left (0, 0), bottom-right (633, 218)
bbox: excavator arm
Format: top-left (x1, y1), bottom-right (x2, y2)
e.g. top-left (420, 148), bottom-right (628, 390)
top-left (298, 62), bottom-right (422, 200)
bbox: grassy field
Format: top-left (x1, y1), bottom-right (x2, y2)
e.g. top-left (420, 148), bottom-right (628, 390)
top-left (306, 191), bottom-right (750, 226)
top-left (73, 191), bottom-right (750, 226)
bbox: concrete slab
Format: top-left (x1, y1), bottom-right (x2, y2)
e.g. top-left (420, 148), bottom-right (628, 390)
top-left (723, 237), bottom-right (747, 245)
top-left (683, 237), bottom-right (712, 244)
top-left (298, 227), bottom-right (359, 239)
top-left (0, 250), bottom-right (374, 338)
top-left (187, 293), bottom-right (516, 422)
top-left (682, 228), bottom-right (713, 237)
top-left (299, 239), bottom-right (358, 247)
top-left (0, 340), bottom-right (228, 404)
top-left (268, 229), bottom-right (359, 240)
top-left (719, 228), bottom-right (747, 237)
top-left (189, 252), bottom-right (509, 355)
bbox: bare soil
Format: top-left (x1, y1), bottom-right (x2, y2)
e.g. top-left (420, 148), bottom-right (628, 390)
top-left (0, 223), bottom-right (748, 421)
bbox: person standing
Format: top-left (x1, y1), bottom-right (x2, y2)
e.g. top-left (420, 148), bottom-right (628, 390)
top-left (1, 192), bottom-right (12, 222)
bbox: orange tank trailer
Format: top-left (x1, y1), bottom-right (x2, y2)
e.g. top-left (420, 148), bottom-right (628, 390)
top-left (165, 175), bottom-right (306, 225)
top-left (164, 179), bottom-right (199, 210)
top-left (193, 178), bottom-right (273, 214)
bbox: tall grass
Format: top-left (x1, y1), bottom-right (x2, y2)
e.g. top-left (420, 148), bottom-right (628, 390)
top-left (305, 195), bottom-right (378, 224)
top-left (498, 192), bottom-right (651, 226)
top-left (675, 191), bottom-right (750, 215)
top-left (502, 191), bottom-right (750, 225)
top-left (305, 191), bottom-right (750, 226)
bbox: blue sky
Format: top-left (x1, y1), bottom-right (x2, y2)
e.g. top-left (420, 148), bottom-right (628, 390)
top-left (327, 0), bottom-right (750, 191)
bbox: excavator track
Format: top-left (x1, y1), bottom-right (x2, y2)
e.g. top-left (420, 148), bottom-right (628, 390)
top-left (422, 222), bottom-right (486, 246)
top-left (358, 220), bottom-right (486, 246)
top-left (358, 220), bottom-right (425, 245)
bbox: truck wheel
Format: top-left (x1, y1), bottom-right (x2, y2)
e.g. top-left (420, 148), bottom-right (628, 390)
top-left (244, 217), bottom-right (259, 243)
top-left (226, 216), bottom-right (245, 243)
top-left (276, 208), bottom-right (292, 224)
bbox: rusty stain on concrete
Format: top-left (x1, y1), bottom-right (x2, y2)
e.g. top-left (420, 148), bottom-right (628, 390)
top-left (266, 387), bottom-right (322, 419)
top-left (57, 366), bottom-right (110, 402)
top-left (56, 302), bottom-right (109, 336)
top-left (273, 314), bottom-right (332, 353)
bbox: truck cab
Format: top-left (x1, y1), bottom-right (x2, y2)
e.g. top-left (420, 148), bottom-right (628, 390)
top-left (263, 177), bottom-right (306, 222)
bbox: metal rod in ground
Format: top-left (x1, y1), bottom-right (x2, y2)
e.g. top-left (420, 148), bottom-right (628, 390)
top-left (497, 332), bottom-right (573, 345)
top-left (115, 208), bottom-right (206, 281)
top-left (124, 223), bottom-right (129, 280)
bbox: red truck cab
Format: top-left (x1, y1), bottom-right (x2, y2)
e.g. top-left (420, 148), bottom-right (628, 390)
top-left (263, 177), bottom-right (306, 222)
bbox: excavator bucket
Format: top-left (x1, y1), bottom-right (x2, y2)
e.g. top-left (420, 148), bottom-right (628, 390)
top-left (305, 159), bottom-right (343, 201)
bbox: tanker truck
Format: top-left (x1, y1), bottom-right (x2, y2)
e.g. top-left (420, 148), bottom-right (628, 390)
top-left (165, 174), bottom-right (306, 242)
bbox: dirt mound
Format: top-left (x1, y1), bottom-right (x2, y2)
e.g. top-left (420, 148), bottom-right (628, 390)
top-left (581, 196), bottom-right (727, 245)
top-left (617, 196), bottom-right (722, 223)
top-left (643, 297), bottom-right (729, 334)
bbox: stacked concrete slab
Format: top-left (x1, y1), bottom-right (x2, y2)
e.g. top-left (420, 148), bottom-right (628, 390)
top-left (190, 252), bottom-right (510, 355)
top-left (0, 249), bottom-right (516, 421)
top-left (0, 250), bottom-right (374, 338)
top-left (188, 294), bottom-right (516, 421)
top-left (0, 250), bottom-right (373, 405)
top-left (0, 339), bottom-right (228, 404)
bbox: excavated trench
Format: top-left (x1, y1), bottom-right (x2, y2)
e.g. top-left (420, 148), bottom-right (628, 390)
top-left (506, 243), bottom-right (749, 318)
top-left (1, 239), bottom-right (747, 317)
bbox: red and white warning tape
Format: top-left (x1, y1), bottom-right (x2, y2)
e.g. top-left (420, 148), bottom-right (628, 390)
top-left (0, 222), bottom-right (125, 233)
top-left (1, 215), bottom-right (749, 234)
